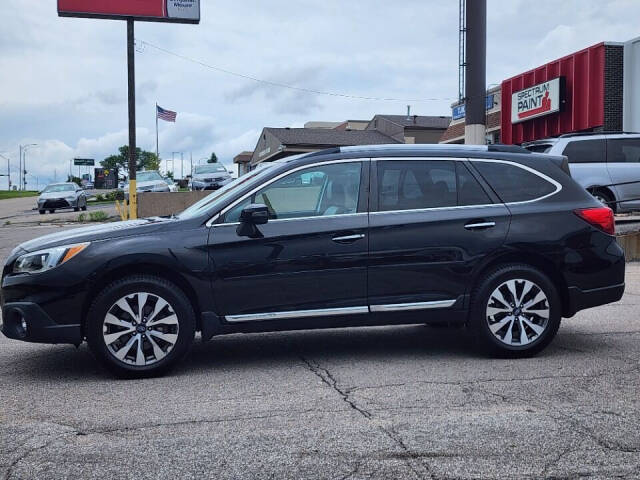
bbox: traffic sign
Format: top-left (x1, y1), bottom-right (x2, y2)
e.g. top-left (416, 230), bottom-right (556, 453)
top-left (74, 158), bottom-right (95, 166)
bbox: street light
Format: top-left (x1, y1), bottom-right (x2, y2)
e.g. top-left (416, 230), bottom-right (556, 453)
top-left (19, 144), bottom-right (38, 191)
top-left (0, 153), bottom-right (10, 191)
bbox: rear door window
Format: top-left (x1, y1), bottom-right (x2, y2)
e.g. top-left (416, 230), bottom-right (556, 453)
top-left (562, 139), bottom-right (605, 163)
top-left (472, 161), bottom-right (557, 203)
top-left (607, 138), bottom-right (640, 163)
top-left (456, 163), bottom-right (492, 205)
top-left (377, 160), bottom-right (457, 211)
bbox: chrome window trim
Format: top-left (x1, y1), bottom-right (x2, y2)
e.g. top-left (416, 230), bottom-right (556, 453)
top-left (369, 300), bottom-right (456, 312)
top-left (210, 212), bottom-right (368, 228)
top-left (207, 158), bottom-right (367, 227)
top-left (471, 158), bottom-right (562, 205)
top-left (225, 306), bottom-right (369, 323)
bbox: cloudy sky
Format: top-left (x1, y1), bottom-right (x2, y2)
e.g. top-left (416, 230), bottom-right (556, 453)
top-left (1, 0), bottom-right (639, 188)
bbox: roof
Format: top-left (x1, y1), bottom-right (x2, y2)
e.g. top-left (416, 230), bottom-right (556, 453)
top-left (369, 115), bottom-right (452, 129)
top-left (265, 127), bottom-right (399, 146)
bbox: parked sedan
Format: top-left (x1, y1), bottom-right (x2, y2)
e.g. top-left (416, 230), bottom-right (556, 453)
top-left (2, 144), bottom-right (624, 378)
top-left (189, 164), bottom-right (232, 191)
top-left (124, 171), bottom-right (170, 199)
top-left (37, 183), bottom-right (87, 214)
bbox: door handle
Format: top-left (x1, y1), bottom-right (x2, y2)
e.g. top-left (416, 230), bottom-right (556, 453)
top-left (464, 221), bottom-right (496, 230)
top-left (332, 233), bottom-right (365, 243)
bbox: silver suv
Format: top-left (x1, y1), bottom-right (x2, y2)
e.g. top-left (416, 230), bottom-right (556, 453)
top-left (524, 133), bottom-right (640, 212)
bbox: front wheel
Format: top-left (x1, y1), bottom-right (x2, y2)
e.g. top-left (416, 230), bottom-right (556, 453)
top-left (86, 275), bottom-right (196, 378)
top-left (469, 264), bottom-right (561, 357)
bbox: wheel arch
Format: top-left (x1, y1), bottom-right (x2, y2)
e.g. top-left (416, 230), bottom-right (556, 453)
top-left (470, 251), bottom-right (571, 318)
top-left (81, 261), bottom-right (203, 336)
top-left (586, 185), bottom-right (617, 211)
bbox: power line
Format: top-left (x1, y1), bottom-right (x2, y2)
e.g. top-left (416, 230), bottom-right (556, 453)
top-left (138, 39), bottom-right (454, 103)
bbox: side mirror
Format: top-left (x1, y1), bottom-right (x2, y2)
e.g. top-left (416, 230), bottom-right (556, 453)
top-left (237, 203), bottom-right (269, 238)
top-left (240, 203), bottom-right (269, 225)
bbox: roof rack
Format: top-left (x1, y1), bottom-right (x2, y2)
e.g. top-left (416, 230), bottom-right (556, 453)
top-left (487, 144), bottom-right (530, 154)
top-left (559, 131), bottom-right (640, 138)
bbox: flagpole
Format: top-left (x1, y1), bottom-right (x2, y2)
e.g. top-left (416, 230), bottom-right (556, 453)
top-left (155, 102), bottom-right (160, 172)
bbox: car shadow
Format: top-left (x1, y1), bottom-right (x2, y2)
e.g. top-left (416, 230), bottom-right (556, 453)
top-left (4, 324), bottom-right (609, 380)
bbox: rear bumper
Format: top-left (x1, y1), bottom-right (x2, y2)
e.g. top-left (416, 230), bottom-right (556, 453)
top-left (566, 283), bottom-right (625, 317)
top-left (1, 302), bottom-right (82, 345)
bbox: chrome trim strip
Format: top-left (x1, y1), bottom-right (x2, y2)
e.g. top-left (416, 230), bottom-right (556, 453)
top-left (208, 158), bottom-right (367, 227)
top-left (464, 221), bottom-right (496, 229)
top-left (369, 299), bottom-right (456, 312)
top-left (210, 212), bottom-right (368, 228)
top-left (370, 203), bottom-right (502, 216)
top-left (332, 234), bottom-right (365, 242)
top-left (225, 306), bottom-right (369, 322)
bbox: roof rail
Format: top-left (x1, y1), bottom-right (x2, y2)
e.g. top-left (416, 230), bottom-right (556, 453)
top-left (487, 144), bottom-right (530, 154)
top-left (559, 131), bottom-right (640, 138)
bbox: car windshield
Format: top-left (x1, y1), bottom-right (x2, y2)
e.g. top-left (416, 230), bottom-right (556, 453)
top-left (42, 184), bottom-right (75, 193)
top-left (164, 178), bottom-right (175, 185)
top-left (136, 171), bottom-right (164, 182)
top-left (178, 165), bottom-right (275, 220)
top-left (194, 164), bottom-right (227, 174)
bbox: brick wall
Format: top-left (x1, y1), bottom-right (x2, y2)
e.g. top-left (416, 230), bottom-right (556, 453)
top-left (604, 44), bottom-right (624, 131)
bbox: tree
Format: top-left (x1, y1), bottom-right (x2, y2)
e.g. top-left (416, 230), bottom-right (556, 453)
top-left (165, 171), bottom-right (174, 180)
top-left (207, 152), bottom-right (218, 163)
top-left (101, 145), bottom-right (160, 174)
top-left (67, 175), bottom-right (82, 186)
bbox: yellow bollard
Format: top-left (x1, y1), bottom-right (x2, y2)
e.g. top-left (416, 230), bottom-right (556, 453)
top-left (129, 180), bottom-right (137, 220)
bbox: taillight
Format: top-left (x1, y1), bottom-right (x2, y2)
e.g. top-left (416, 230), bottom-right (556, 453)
top-left (574, 207), bottom-right (615, 235)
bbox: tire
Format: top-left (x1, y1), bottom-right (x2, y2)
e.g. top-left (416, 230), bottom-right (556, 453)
top-left (74, 207), bottom-right (80, 212)
top-left (468, 264), bottom-right (561, 358)
top-left (86, 275), bottom-right (196, 378)
top-left (592, 189), bottom-right (616, 213)
top-left (39, 210), bottom-right (45, 215)
top-left (48, 209), bottom-right (55, 214)
top-left (81, 204), bottom-right (87, 211)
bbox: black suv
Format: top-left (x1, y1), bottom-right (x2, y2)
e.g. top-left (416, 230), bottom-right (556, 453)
top-left (1, 145), bottom-right (625, 377)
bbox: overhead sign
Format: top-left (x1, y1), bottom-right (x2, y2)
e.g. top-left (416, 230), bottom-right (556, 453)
top-left (74, 158), bottom-right (95, 166)
top-left (452, 94), bottom-right (495, 121)
top-left (511, 77), bottom-right (564, 124)
top-left (58, 0), bottom-right (201, 24)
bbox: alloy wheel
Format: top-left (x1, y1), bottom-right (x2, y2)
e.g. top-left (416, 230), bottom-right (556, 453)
top-left (102, 292), bottom-right (179, 366)
top-left (485, 279), bottom-right (549, 347)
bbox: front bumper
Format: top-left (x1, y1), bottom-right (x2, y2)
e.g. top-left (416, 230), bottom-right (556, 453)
top-left (38, 198), bottom-right (75, 210)
top-left (1, 302), bottom-right (82, 344)
top-left (566, 282), bottom-right (625, 317)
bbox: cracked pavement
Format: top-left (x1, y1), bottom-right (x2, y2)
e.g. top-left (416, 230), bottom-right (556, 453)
top-left (1, 225), bottom-right (640, 479)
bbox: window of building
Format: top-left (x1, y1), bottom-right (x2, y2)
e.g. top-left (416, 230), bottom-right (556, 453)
top-left (607, 138), bottom-right (640, 163)
top-left (562, 139), bottom-right (606, 163)
top-left (224, 162), bottom-right (362, 222)
top-left (472, 161), bottom-right (556, 203)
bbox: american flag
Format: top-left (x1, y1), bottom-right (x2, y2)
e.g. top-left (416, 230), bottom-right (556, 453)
top-left (157, 105), bottom-right (177, 122)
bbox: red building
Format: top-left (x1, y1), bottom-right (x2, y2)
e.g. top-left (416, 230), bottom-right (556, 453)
top-left (501, 42), bottom-right (624, 144)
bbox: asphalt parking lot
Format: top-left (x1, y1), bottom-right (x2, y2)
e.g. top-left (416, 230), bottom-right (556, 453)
top-left (1, 224), bottom-right (639, 480)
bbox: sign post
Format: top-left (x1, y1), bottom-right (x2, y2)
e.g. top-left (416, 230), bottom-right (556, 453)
top-left (58, 0), bottom-right (200, 219)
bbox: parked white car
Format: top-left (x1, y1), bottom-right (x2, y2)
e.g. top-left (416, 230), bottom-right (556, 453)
top-left (37, 183), bottom-right (88, 214)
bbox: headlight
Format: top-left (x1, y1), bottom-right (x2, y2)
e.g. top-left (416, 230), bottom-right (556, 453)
top-left (13, 242), bottom-right (90, 274)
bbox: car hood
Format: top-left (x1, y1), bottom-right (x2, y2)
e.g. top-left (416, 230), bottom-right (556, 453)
top-left (126, 180), bottom-right (164, 190)
top-left (192, 173), bottom-right (228, 181)
top-left (16, 217), bottom-right (172, 253)
top-left (39, 191), bottom-right (75, 199)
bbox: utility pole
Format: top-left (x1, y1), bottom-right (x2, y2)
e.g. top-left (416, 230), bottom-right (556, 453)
top-left (190, 152), bottom-right (193, 177)
top-left (464, 0), bottom-right (487, 145)
top-left (127, 19), bottom-right (137, 219)
top-left (19, 144), bottom-right (37, 190)
top-left (181, 152), bottom-right (184, 179)
top-left (0, 154), bottom-right (10, 190)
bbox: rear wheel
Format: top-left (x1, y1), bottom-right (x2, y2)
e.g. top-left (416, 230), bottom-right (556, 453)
top-left (86, 275), bottom-right (195, 378)
top-left (39, 210), bottom-right (45, 215)
top-left (592, 189), bottom-right (616, 213)
top-left (48, 209), bottom-right (55, 214)
top-left (469, 264), bottom-right (561, 357)
top-left (74, 206), bottom-right (80, 212)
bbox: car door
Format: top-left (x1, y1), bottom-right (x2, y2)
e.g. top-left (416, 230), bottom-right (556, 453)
top-left (605, 136), bottom-right (640, 211)
top-left (208, 160), bottom-right (370, 321)
top-left (368, 158), bottom-right (510, 313)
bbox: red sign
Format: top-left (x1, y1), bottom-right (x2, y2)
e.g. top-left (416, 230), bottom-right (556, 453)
top-left (58, 0), bottom-right (200, 24)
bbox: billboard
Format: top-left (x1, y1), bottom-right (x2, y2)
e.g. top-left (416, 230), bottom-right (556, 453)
top-left (58, 0), bottom-right (200, 24)
top-left (511, 77), bottom-right (564, 124)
